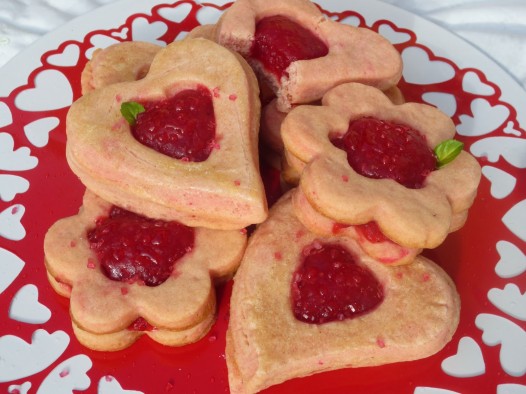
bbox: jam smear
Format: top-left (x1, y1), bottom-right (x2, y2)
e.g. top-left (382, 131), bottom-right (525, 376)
top-left (331, 117), bottom-right (436, 189)
top-left (128, 317), bottom-right (155, 331)
top-left (87, 206), bottom-right (194, 286)
top-left (356, 221), bottom-right (389, 243)
top-left (133, 85), bottom-right (215, 162)
top-left (251, 15), bottom-right (328, 79)
top-left (291, 242), bottom-right (384, 324)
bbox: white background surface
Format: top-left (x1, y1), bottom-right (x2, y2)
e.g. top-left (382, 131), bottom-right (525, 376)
top-left (1, 0), bottom-right (526, 92)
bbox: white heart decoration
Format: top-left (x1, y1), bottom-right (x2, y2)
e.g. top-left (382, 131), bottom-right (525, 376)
top-left (481, 166), bottom-right (517, 199)
top-left (0, 247), bottom-right (25, 294)
top-left (339, 15), bottom-right (361, 26)
top-left (86, 34), bottom-right (120, 59)
top-left (47, 44), bottom-right (81, 67)
top-left (111, 27), bottom-right (129, 40)
top-left (497, 384), bottom-right (526, 394)
top-left (470, 137), bottom-right (526, 169)
top-left (378, 23), bottom-right (411, 44)
top-left (23, 117), bottom-right (60, 148)
top-left (196, 6), bottom-right (223, 25)
top-left (502, 199), bottom-right (526, 242)
top-left (441, 336), bottom-right (485, 378)
top-left (488, 284), bottom-right (526, 321)
top-left (422, 92), bottom-right (457, 117)
top-left (0, 329), bottom-right (70, 383)
top-left (15, 70), bottom-right (73, 111)
top-left (0, 101), bottom-right (13, 128)
top-left (503, 121), bottom-right (523, 137)
top-left (401, 46), bottom-right (455, 85)
top-left (131, 17), bottom-right (168, 46)
top-left (0, 204), bottom-right (26, 241)
top-left (0, 174), bottom-right (30, 202)
top-left (37, 354), bottom-right (92, 394)
top-left (457, 98), bottom-right (510, 137)
top-left (495, 240), bottom-right (526, 278)
top-left (158, 2), bottom-right (193, 23)
top-left (8, 381), bottom-right (32, 394)
top-left (98, 375), bottom-right (144, 394)
top-left (0, 133), bottom-right (38, 171)
top-left (9, 284), bottom-right (52, 324)
top-left (414, 388), bottom-right (460, 394)
top-left (475, 313), bottom-right (526, 377)
top-left (462, 71), bottom-right (495, 96)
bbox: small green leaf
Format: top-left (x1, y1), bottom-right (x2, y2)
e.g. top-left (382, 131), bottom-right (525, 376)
top-left (434, 139), bottom-right (464, 168)
top-left (120, 101), bottom-right (145, 126)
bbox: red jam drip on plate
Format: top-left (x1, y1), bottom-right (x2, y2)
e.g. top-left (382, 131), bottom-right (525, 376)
top-left (133, 85), bottom-right (216, 162)
top-left (250, 15), bottom-right (329, 79)
top-left (87, 206), bottom-right (194, 287)
top-left (291, 242), bottom-right (384, 324)
top-left (127, 317), bottom-right (155, 331)
top-left (331, 117), bottom-right (436, 189)
top-left (356, 221), bottom-right (389, 243)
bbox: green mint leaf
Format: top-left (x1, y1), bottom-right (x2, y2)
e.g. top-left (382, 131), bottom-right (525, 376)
top-left (120, 101), bottom-right (145, 126)
top-left (435, 139), bottom-right (464, 168)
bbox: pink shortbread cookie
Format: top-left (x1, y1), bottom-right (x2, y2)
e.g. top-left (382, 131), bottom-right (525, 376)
top-left (215, 0), bottom-right (402, 112)
top-left (281, 82), bottom-right (481, 251)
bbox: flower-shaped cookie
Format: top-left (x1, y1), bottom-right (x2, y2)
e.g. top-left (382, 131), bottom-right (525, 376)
top-left (227, 191), bottom-right (459, 393)
top-left (67, 38), bottom-right (267, 230)
top-left (281, 82), bottom-right (481, 257)
top-left (80, 41), bottom-right (162, 95)
top-left (215, 0), bottom-right (402, 111)
top-left (44, 191), bottom-right (247, 351)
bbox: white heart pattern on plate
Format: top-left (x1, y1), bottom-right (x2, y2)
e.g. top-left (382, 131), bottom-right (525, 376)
top-left (414, 388), bottom-right (460, 394)
top-left (0, 101), bottom-right (13, 128)
top-left (98, 376), bottom-right (144, 394)
top-left (0, 174), bottom-right (30, 202)
top-left (24, 117), bottom-right (60, 148)
top-left (488, 284), bottom-right (526, 321)
top-left (130, 17), bottom-right (168, 46)
top-left (502, 200), bottom-right (526, 242)
top-left (47, 43), bottom-right (81, 67)
top-left (497, 384), bottom-right (526, 394)
top-left (475, 313), bottom-right (526, 377)
top-left (0, 247), bottom-right (25, 294)
top-left (0, 204), bottom-right (26, 241)
top-left (158, 2), bottom-right (193, 23)
top-left (441, 336), bottom-right (485, 378)
top-left (338, 15), bottom-right (360, 27)
top-left (37, 354), bottom-right (92, 394)
top-left (0, 329), bottom-right (70, 383)
top-left (481, 166), bottom-right (517, 199)
top-left (378, 23), bottom-right (411, 44)
top-left (15, 70), bottom-right (73, 111)
top-left (0, 133), bottom-right (38, 171)
top-left (470, 136), bottom-right (526, 169)
top-left (8, 381), bottom-right (31, 394)
top-left (457, 98), bottom-right (509, 137)
top-left (401, 46), bottom-right (455, 85)
top-left (422, 92), bottom-right (457, 117)
top-left (462, 71), bottom-right (495, 96)
top-left (9, 284), bottom-right (52, 324)
top-left (85, 34), bottom-right (120, 59)
top-left (495, 240), bottom-right (526, 278)
top-left (196, 6), bottom-right (223, 25)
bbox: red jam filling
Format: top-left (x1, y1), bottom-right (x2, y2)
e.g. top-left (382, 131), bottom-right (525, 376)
top-left (356, 221), bottom-right (389, 244)
top-left (127, 317), bottom-right (155, 331)
top-left (251, 15), bottom-right (329, 79)
top-left (291, 242), bottom-right (384, 324)
top-left (87, 206), bottom-right (194, 287)
top-left (331, 117), bottom-right (436, 189)
top-left (133, 85), bottom-right (216, 162)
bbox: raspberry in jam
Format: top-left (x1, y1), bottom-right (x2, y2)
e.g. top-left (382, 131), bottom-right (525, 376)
top-left (291, 242), bottom-right (384, 324)
top-left (87, 206), bottom-right (194, 287)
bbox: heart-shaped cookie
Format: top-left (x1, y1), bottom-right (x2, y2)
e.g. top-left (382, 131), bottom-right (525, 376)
top-left (215, 0), bottom-right (402, 111)
top-left (44, 190), bottom-right (247, 351)
top-left (226, 191), bottom-right (460, 393)
top-left (66, 38), bottom-right (267, 230)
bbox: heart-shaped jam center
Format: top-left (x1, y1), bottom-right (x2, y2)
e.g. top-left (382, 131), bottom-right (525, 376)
top-left (87, 206), bottom-right (195, 286)
top-left (291, 242), bottom-right (384, 324)
top-left (251, 15), bottom-right (329, 79)
top-left (133, 85), bottom-right (216, 162)
top-left (331, 116), bottom-right (436, 189)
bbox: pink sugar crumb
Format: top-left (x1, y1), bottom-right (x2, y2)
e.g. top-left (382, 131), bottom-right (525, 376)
top-left (115, 94), bottom-right (123, 103)
top-left (341, 174), bottom-right (349, 182)
top-left (422, 273), bottom-right (430, 282)
top-left (212, 87), bottom-right (220, 98)
top-left (295, 230), bottom-right (305, 239)
top-left (318, 360), bottom-right (324, 365)
top-left (274, 251), bottom-right (283, 260)
top-left (208, 334), bottom-right (217, 342)
top-left (70, 240), bottom-right (77, 247)
top-left (87, 258), bottom-right (96, 269)
top-left (376, 337), bottom-right (386, 348)
top-left (10, 390), bottom-right (20, 394)
top-left (59, 368), bottom-right (70, 378)
top-left (112, 118), bottom-right (127, 131)
top-left (396, 272), bottom-right (404, 279)
top-left (120, 287), bottom-right (129, 295)
top-left (240, 228), bottom-right (248, 235)
top-left (165, 378), bottom-right (175, 391)
top-left (228, 93), bottom-right (237, 101)
top-left (11, 206), bottom-right (19, 214)
top-left (105, 375), bottom-right (114, 382)
top-left (234, 180), bottom-right (241, 186)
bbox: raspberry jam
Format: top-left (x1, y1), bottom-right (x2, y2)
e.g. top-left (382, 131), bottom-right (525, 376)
top-left (356, 221), bottom-right (389, 243)
top-left (133, 85), bottom-right (215, 162)
top-left (291, 242), bottom-right (384, 324)
top-left (127, 317), bottom-right (155, 331)
top-left (251, 15), bottom-right (328, 79)
top-left (87, 206), bottom-right (194, 286)
top-left (331, 117), bottom-right (437, 189)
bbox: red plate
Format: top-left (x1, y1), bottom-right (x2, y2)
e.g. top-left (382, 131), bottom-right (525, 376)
top-left (0, 1), bottom-right (525, 393)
